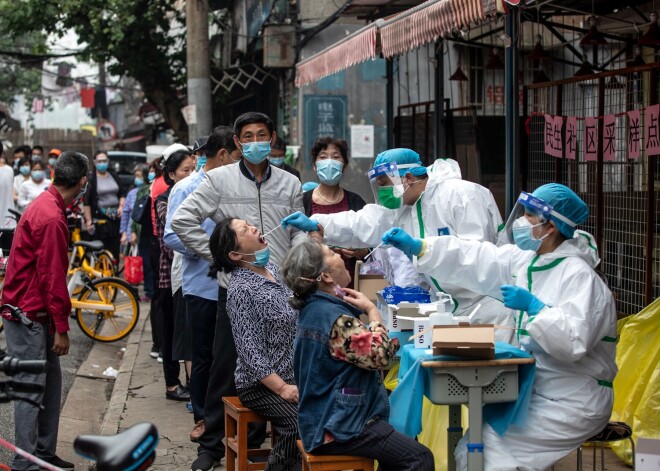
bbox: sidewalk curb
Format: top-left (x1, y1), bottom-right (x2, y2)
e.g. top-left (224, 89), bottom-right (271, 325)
top-left (99, 306), bottom-right (149, 435)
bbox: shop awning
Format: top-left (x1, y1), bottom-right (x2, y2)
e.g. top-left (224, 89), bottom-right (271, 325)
top-left (295, 22), bottom-right (380, 87)
top-left (380, 0), bottom-right (501, 58)
top-left (295, 0), bottom-right (508, 86)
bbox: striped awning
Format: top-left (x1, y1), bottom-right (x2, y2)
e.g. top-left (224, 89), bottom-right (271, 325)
top-left (295, 23), bottom-right (380, 87)
top-left (380, 0), bottom-right (501, 58)
top-left (295, 0), bottom-right (507, 86)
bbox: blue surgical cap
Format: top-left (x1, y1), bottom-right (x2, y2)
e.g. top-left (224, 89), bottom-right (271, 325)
top-left (532, 183), bottom-right (589, 238)
top-left (302, 181), bottom-right (319, 192)
top-left (373, 148), bottom-right (427, 177)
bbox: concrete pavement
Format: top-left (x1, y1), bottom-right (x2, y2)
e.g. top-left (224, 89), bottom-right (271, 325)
top-left (47, 302), bottom-right (631, 471)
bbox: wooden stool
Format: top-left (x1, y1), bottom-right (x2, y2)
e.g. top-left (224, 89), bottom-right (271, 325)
top-left (297, 440), bottom-right (374, 471)
top-left (223, 396), bottom-right (271, 471)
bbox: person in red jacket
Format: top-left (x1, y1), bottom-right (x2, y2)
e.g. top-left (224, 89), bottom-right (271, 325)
top-left (1, 151), bottom-right (89, 471)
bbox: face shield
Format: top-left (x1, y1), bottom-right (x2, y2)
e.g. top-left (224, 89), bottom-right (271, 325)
top-left (501, 192), bottom-right (577, 244)
top-left (367, 162), bottom-right (419, 209)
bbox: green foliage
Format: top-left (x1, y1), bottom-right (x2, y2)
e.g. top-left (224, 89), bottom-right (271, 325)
top-left (0, 30), bottom-right (48, 106)
top-left (0, 0), bottom-right (188, 137)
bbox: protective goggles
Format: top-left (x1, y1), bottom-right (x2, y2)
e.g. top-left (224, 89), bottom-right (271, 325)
top-left (368, 162), bottom-right (420, 209)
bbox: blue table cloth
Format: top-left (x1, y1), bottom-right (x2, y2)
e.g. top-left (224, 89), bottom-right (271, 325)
top-left (389, 342), bottom-right (536, 438)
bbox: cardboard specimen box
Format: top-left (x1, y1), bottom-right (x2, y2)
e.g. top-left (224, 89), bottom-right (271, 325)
top-left (432, 323), bottom-right (495, 359)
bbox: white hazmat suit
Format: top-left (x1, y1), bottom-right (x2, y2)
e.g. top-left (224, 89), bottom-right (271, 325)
top-left (413, 230), bottom-right (617, 470)
top-left (314, 166), bottom-right (515, 340)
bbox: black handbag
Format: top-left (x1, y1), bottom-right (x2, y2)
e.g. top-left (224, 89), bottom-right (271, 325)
top-left (131, 194), bottom-right (152, 226)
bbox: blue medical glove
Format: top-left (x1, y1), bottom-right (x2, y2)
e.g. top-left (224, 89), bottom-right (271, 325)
top-left (381, 227), bottom-right (423, 260)
top-left (500, 285), bottom-right (545, 315)
top-left (281, 211), bottom-right (319, 232)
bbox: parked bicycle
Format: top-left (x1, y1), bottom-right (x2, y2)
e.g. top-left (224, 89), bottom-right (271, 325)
top-left (0, 211), bottom-right (139, 342)
top-left (68, 214), bottom-right (117, 282)
top-left (0, 304), bottom-right (159, 470)
top-left (67, 242), bottom-right (140, 342)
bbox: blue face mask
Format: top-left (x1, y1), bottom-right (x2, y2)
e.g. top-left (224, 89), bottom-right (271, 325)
top-left (96, 162), bottom-right (109, 173)
top-left (31, 155), bottom-right (42, 163)
top-left (31, 170), bottom-right (45, 181)
top-left (148, 172), bottom-right (156, 182)
top-left (19, 166), bottom-right (30, 176)
top-left (196, 156), bottom-right (207, 171)
top-left (233, 246), bottom-right (270, 267)
top-left (269, 156), bottom-right (285, 167)
top-left (316, 159), bottom-right (344, 186)
top-left (512, 217), bottom-right (548, 252)
top-left (241, 141), bottom-right (271, 165)
top-left (134, 177), bottom-right (145, 187)
top-left (48, 158), bottom-right (57, 166)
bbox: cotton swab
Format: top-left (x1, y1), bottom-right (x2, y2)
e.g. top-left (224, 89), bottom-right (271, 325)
top-left (363, 241), bottom-right (386, 261)
top-left (262, 223), bottom-right (284, 238)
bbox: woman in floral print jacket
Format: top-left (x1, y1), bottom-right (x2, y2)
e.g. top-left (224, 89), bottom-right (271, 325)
top-left (281, 239), bottom-right (434, 471)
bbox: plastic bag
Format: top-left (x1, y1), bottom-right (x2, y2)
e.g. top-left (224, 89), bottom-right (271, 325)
top-left (610, 297), bottom-right (660, 465)
top-left (382, 286), bottom-right (431, 305)
top-left (123, 246), bottom-right (143, 285)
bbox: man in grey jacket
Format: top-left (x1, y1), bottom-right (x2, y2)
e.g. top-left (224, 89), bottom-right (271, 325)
top-left (171, 112), bottom-right (307, 471)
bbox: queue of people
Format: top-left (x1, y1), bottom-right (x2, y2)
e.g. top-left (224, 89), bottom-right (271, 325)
top-left (0, 143), bottom-right (62, 228)
top-left (0, 111), bottom-right (618, 471)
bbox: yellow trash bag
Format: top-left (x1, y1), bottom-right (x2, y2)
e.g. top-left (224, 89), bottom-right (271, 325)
top-left (383, 363), bottom-right (400, 391)
top-left (384, 363), bottom-right (469, 471)
top-left (418, 399), bottom-right (469, 471)
top-left (610, 297), bottom-right (660, 465)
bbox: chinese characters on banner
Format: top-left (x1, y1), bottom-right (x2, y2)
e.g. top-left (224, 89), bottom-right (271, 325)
top-left (565, 117), bottom-right (577, 160)
top-left (583, 117), bottom-right (598, 161)
top-left (602, 114), bottom-right (616, 161)
top-left (544, 114), bottom-right (563, 158)
top-left (645, 104), bottom-right (660, 156)
top-left (543, 109), bottom-right (657, 160)
top-left (627, 110), bottom-right (641, 159)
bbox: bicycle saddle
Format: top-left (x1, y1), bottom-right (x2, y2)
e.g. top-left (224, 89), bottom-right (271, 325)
top-left (73, 240), bottom-right (105, 251)
top-left (74, 422), bottom-right (159, 471)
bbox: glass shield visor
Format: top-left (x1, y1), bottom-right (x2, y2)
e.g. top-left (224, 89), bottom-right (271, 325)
top-left (368, 162), bottom-right (419, 209)
top-left (501, 192), bottom-right (578, 244)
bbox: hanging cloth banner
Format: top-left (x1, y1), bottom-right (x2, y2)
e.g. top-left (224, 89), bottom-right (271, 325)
top-left (80, 87), bottom-right (95, 109)
top-left (627, 110), bottom-right (642, 160)
top-left (544, 114), bottom-right (563, 158)
top-left (583, 117), bottom-right (598, 161)
top-left (645, 104), bottom-right (660, 156)
top-left (565, 116), bottom-right (577, 160)
top-left (603, 114), bottom-right (616, 162)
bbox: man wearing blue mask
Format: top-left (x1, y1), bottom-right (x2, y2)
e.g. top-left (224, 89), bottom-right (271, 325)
top-left (282, 148), bottom-right (512, 338)
top-left (171, 112), bottom-right (310, 471)
top-left (380, 183), bottom-right (617, 470)
top-left (268, 136), bottom-right (300, 180)
top-left (192, 136), bottom-right (209, 172)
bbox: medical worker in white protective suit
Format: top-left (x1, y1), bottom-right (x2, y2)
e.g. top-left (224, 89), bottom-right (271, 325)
top-left (281, 148), bottom-right (515, 341)
top-left (381, 183), bottom-right (617, 471)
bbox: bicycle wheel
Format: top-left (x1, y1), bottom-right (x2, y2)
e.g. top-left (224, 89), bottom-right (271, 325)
top-left (74, 277), bottom-right (139, 342)
top-left (95, 250), bottom-right (116, 278)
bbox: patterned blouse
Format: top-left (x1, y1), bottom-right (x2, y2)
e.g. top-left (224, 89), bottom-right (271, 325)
top-left (155, 192), bottom-right (173, 289)
top-left (227, 263), bottom-right (297, 390)
top-left (328, 316), bottom-right (399, 369)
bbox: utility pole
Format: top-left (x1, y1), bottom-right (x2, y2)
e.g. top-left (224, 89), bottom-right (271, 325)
top-left (186, 0), bottom-right (212, 144)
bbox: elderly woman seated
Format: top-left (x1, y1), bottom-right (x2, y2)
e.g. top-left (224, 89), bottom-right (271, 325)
top-left (280, 239), bottom-right (434, 471)
top-left (208, 217), bottom-right (300, 470)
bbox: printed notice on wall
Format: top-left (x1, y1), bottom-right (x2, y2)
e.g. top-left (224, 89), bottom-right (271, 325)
top-left (351, 125), bottom-right (374, 158)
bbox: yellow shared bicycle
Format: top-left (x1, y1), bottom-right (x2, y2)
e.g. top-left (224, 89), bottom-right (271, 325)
top-left (0, 214), bottom-right (137, 341)
top-left (68, 240), bottom-right (140, 342)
